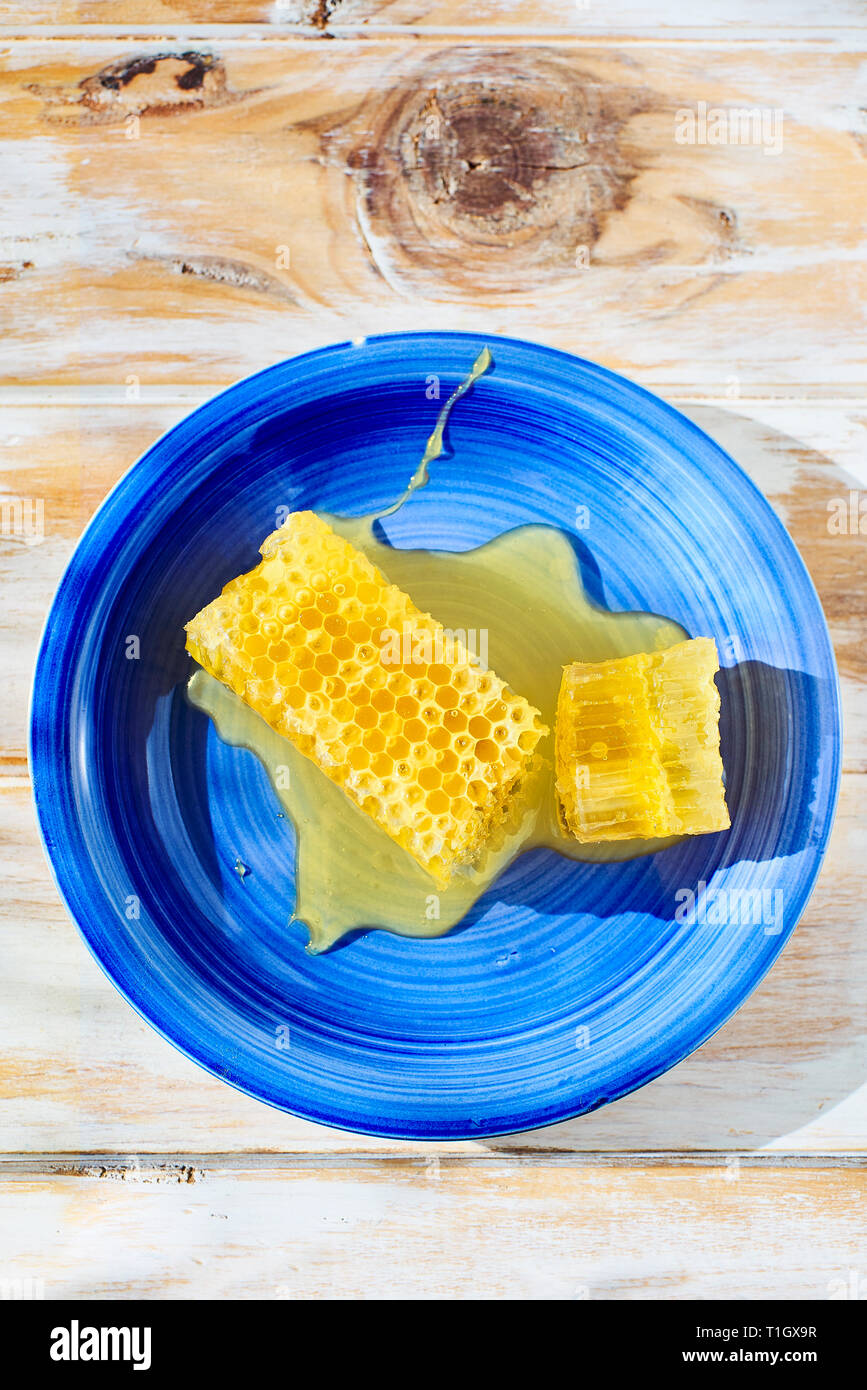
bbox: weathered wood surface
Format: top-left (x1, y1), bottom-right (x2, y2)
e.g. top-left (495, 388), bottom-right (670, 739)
top-left (1, 400), bottom-right (865, 1154)
top-left (4, 2), bottom-right (867, 33)
top-left (3, 399), bottom-right (864, 771)
top-left (0, 1162), bottom-right (864, 1299)
top-left (1, 771), bottom-right (864, 1155)
top-left (0, 40), bottom-right (864, 388)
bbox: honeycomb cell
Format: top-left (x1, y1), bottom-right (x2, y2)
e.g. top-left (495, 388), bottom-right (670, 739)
top-left (364, 665), bottom-right (387, 692)
top-left (371, 689), bottom-right (395, 713)
top-left (185, 511), bottom-right (546, 888)
top-left (435, 685), bottom-right (459, 710)
top-left (299, 669), bottom-right (322, 693)
top-left (317, 714), bottom-right (339, 742)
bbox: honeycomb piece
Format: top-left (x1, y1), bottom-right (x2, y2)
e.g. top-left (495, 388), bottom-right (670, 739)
top-left (185, 511), bottom-right (546, 887)
top-left (555, 637), bottom-right (730, 842)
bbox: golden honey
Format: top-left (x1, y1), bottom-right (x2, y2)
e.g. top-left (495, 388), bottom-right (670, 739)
top-left (185, 511), bottom-right (546, 887)
top-left (185, 344), bottom-right (727, 951)
top-left (187, 517), bottom-right (689, 951)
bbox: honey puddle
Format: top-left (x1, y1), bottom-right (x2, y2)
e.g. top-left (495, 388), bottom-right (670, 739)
top-left (188, 519), bottom-right (686, 952)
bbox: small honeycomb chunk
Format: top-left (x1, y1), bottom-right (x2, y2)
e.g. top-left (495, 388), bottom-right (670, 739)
top-left (555, 637), bottom-right (730, 842)
top-left (185, 511), bottom-right (546, 887)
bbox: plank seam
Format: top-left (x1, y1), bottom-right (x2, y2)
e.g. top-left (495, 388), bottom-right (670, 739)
top-left (1, 1151), bottom-right (866, 1175)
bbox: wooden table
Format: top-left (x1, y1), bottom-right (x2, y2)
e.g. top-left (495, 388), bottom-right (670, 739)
top-left (1, 1), bottom-right (865, 1300)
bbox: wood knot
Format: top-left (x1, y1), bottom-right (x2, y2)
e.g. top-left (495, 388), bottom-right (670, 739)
top-left (318, 49), bottom-right (655, 296)
top-left (29, 50), bottom-right (246, 125)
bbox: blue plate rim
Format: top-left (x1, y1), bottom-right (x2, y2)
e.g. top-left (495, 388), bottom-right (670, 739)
top-left (29, 331), bottom-right (843, 1139)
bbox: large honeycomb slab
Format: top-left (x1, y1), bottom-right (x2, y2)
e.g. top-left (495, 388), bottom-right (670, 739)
top-left (555, 636), bottom-right (730, 842)
top-left (185, 512), bottom-right (546, 887)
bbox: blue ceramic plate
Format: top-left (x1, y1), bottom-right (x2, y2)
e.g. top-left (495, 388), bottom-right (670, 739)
top-left (31, 333), bottom-right (840, 1138)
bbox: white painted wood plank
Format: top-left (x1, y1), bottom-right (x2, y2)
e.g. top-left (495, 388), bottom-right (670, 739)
top-left (5, 1), bottom-right (867, 34)
top-left (0, 40), bottom-right (864, 390)
top-left (2, 767), bottom-right (864, 1155)
top-left (1, 395), bottom-right (864, 1154)
top-left (0, 1162), bottom-right (864, 1298)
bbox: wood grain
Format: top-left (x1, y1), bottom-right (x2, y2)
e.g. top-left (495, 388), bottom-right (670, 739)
top-left (3, 399), bottom-right (864, 771)
top-left (0, 1162), bottom-right (864, 1298)
top-left (0, 40), bottom-right (864, 387)
top-left (1, 1), bottom-right (865, 1299)
top-left (1, 398), bottom-right (864, 1154)
top-left (1, 770), bottom-right (864, 1154)
top-left (4, 2), bottom-right (867, 33)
